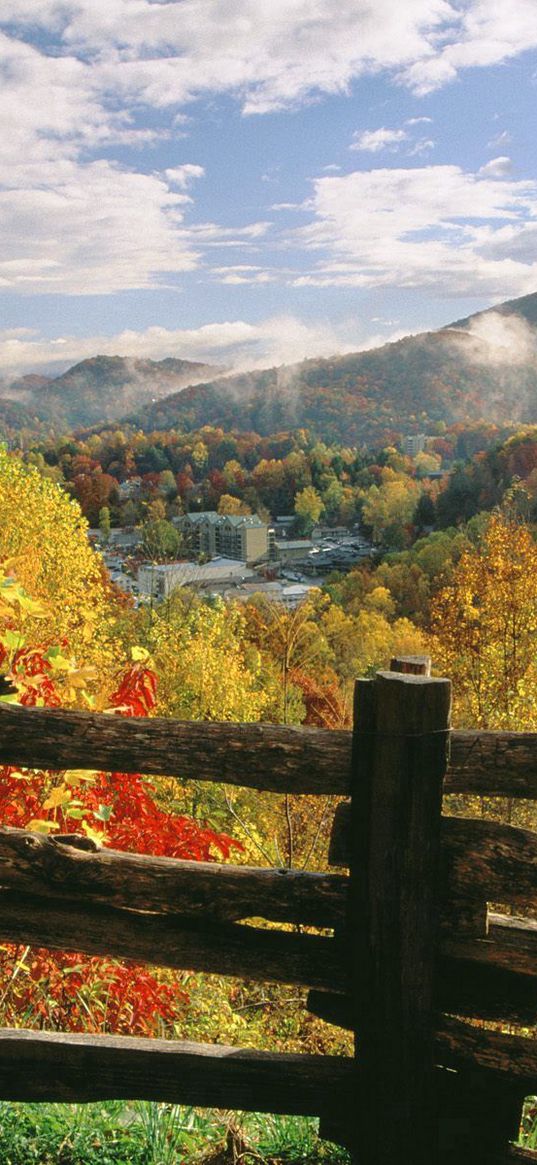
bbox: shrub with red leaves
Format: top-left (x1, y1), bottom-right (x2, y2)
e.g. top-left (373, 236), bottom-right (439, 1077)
top-left (0, 645), bottom-right (240, 1036)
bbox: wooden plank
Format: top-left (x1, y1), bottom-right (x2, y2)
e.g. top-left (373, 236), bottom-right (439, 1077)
top-left (351, 670), bottom-right (451, 1164)
top-left (444, 914), bottom-right (537, 978)
top-left (436, 1016), bottom-right (537, 1086)
top-left (390, 655), bottom-right (431, 675)
top-left (0, 1028), bottom-right (354, 1117)
top-left (310, 927), bottom-right (537, 1026)
top-left (307, 990), bottom-right (352, 1030)
top-left (0, 704), bottom-right (350, 794)
top-left (449, 731), bottom-right (537, 799)
top-left (437, 957), bottom-right (537, 1025)
top-left (0, 890), bottom-right (347, 991)
top-left (331, 808), bottom-right (537, 914)
top-left (442, 817), bottom-right (537, 910)
top-left (3, 700), bottom-right (537, 799)
top-left (437, 1067), bottom-right (526, 1164)
top-left (328, 800), bottom-right (351, 868)
top-left (0, 829), bottom-right (348, 930)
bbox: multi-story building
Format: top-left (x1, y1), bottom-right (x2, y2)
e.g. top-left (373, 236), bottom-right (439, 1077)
top-left (176, 511), bottom-right (272, 564)
top-left (138, 557), bottom-right (255, 600)
top-left (404, 433), bottom-right (426, 457)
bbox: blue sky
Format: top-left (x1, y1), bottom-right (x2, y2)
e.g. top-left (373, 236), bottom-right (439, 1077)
top-left (1, 0), bottom-right (537, 376)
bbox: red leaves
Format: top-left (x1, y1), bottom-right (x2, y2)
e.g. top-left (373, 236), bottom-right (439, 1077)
top-left (109, 661), bottom-right (158, 717)
top-left (0, 638), bottom-right (240, 1034)
top-left (0, 946), bottom-right (187, 1036)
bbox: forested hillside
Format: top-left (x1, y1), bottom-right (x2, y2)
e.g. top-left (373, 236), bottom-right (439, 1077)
top-left (2, 292), bottom-right (537, 447)
top-left (0, 356), bottom-right (224, 432)
top-left (127, 292), bottom-right (537, 445)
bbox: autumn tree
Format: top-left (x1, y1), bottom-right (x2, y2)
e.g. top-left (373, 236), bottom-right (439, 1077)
top-left (294, 485), bottom-right (324, 533)
top-left (432, 511), bottom-right (537, 729)
top-left (361, 469), bottom-right (421, 548)
top-left (0, 447), bottom-right (112, 665)
top-left (141, 519), bottom-right (182, 562)
top-left (217, 494), bottom-right (252, 516)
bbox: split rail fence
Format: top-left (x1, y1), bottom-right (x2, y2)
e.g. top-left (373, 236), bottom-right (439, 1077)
top-left (0, 658), bottom-right (535, 1162)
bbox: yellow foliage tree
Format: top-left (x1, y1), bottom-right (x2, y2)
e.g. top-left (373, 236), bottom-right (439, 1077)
top-left (431, 512), bottom-right (537, 729)
top-left (147, 594), bottom-right (270, 723)
top-left (0, 447), bottom-right (118, 692)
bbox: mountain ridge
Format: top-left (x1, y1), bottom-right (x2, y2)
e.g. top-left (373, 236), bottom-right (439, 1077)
top-left (122, 292), bottom-right (537, 445)
top-left (2, 292), bottom-right (537, 444)
top-left (0, 355), bottom-right (226, 431)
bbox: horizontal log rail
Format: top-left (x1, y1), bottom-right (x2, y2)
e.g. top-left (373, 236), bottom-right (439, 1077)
top-left (0, 703), bottom-right (350, 795)
top-left (309, 914), bottom-right (537, 1027)
top-left (331, 806), bottom-right (537, 910)
top-left (2, 703), bottom-right (537, 800)
top-left (0, 829), bottom-right (348, 929)
top-left (0, 890), bottom-right (347, 991)
top-left (0, 1025), bottom-right (533, 1148)
top-left (440, 913), bottom-right (537, 987)
top-left (436, 1016), bottom-right (537, 1088)
top-left (0, 1028), bottom-right (353, 1117)
top-left (442, 817), bottom-right (537, 909)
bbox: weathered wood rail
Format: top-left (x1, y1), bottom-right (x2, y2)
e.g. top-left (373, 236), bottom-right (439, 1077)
top-left (0, 657), bottom-right (535, 1163)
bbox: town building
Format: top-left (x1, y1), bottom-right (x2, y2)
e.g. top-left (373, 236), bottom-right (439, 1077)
top-left (176, 511), bottom-right (272, 563)
top-left (404, 433), bottom-right (426, 457)
top-left (138, 556), bottom-right (255, 600)
top-left (274, 539), bottom-right (315, 564)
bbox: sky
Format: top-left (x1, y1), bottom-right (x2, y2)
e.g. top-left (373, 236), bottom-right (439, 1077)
top-left (2, 0), bottom-right (537, 377)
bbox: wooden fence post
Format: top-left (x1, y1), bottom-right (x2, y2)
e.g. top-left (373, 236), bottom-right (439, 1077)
top-left (350, 668), bottom-right (451, 1164)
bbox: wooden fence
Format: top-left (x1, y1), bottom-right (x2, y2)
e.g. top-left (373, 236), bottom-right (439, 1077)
top-left (0, 659), bottom-right (535, 1163)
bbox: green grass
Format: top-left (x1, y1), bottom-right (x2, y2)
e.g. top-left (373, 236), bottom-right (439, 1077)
top-left (0, 1102), bottom-right (351, 1164)
top-left (519, 1096), bottom-right (537, 1150)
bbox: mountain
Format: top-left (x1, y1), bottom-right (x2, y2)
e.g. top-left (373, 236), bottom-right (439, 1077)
top-left (123, 292), bottom-right (537, 446)
top-left (4, 292), bottom-right (537, 445)
top-left (0, 356), bottom-right (225, 432)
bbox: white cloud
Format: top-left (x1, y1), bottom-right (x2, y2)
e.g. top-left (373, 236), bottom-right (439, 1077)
top-left (408, 137), bottom-right (436, 156)
top-left (292, 164), bottom-right (537, 298)
top-left (0, 315), bottom-right (400, 377)
top-left (351, 128), bottom-right (408, 153)
top-left (4, 1), bottom-right (537, 120)
top-left (2, 3), bottom-right (537, 300)
top-left (488, 129), bottom-right (512, 149)
top-left (0, 162), bottom-right (201, 295)
top-left (164, 164), bottom-right (205, 188)
top-left (446, 311), bottom-right (537, 366)
top-left (479, 156), bottom-right (512, 177)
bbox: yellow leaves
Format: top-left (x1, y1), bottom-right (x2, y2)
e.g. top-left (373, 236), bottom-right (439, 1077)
top-left (131, 646), bottom-right (151, 664)
top-left (81, 821), bottom-right (106, 846)
top-left (27, 819), bottom-right (59, 834)
top-left (148, 597), bottom-right (269, 723)
top-left (42, 786), bottom-right (71, 811)
top-left (0, 449), bottom-right (117, 675)
top-left (0, 572), bottom-right (48, 623)
top-left (431, 512), bottom-right (537, 730)
top-left (63, 769), bottom-right (99, 787)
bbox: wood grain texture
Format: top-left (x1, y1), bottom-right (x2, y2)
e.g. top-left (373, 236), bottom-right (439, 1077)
top-left (3, 702), bottom-right (537, 799)
top-left (0, 829), bottom-right (348, 929)
top-left (350, 671), bottom-right (451, 1164)
top-left (389, 655), bottom-right (431, 675)
top-left (448, 731), bottom-right (537, 798)
top-left (331, 806), bottom-right (537, 912)
top-left (0, 704), bottom-right (350, 794)
top-left (442, 817), bottom-right (537, 909)
top-left (0, 891), bottom-right (347, 991)
top-left (0, 1028), bottom-right (354, 1116)
top-left (443, 914), bottom-right (537, 978)
top-left (436, 1016), bottom-right (537, 1087)
top-left (309, 912), bottom-right (537, 1026)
